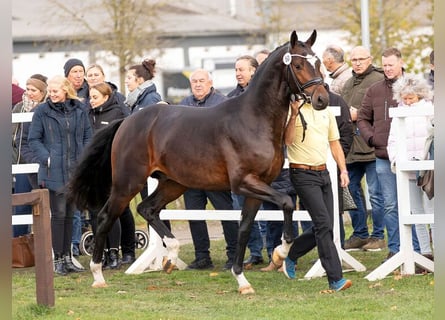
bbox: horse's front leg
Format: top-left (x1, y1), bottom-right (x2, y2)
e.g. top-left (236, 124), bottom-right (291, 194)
top-left (232, 197), bottom-right (261, 295)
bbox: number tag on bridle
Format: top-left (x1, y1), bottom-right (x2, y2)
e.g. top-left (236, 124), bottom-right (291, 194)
top-left (283, 52), bottom-right (292, 65)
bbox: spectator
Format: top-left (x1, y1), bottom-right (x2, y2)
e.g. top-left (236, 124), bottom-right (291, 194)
top-left (322, 45), bottom-right (352, 95)
top-left (273, 96), bottom-right (352, 292)
top-left (28, 75), bottom-right (93, 275)
top-left (64, 58), bottom-right (89, 100)
top-left (86, 63), bottom-right (127, 107)
top-left (357, 47), bottom-right (420, 262)
top-left (255, 49), bottom-right (270, 65)
top-left (88, 82), bottom-right (135, 268)
top-left (180, 68), bottom-right (239, 270)
top-left (64, 58), bottom-right (89, 256)
top-left (12, 80), bottom-right (25, 109)
top-left (125, 58), bottom-right (162, 113)
top-left (387, 73), bottom-right (435, 262)
top-left (12, 74), bottom-right (47, 237)
top-left (227, 55), bottom-right (264, 267)
top-left (341, 46), bottom-right (386, 252)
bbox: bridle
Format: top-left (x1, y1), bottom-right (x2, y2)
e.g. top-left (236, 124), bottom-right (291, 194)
top-left (283, 50), bottom-right (324, 104)
top-left (283, 48), bottom-right (324, 142)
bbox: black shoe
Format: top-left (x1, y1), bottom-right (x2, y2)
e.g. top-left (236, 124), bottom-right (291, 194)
top-left (63, 255), bottom-right (85, 273)
top-left (223, 259), bottom-right (233, 271)
top-left (108, 249), bottom-right (121, 269)
top-left (243, 256), bottom-right (264, 266)
top-left (186, 258), bottom-right (214, 270)
top-left (121, 254), bottom-right (136, 265)
top-left (54, 254), bottom-right (68, 276)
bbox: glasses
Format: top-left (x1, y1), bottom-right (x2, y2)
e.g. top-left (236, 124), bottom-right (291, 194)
top-left (351, 56), bottom-right (370, 64)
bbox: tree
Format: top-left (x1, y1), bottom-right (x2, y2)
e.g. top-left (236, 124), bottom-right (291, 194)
top-left (46, 0), bottom-right (167, 93)
top-left (331, 0), bottom-right (434, 73)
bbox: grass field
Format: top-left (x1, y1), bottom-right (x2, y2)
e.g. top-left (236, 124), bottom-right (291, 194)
top-left (12, 219), bottom-right (434, 320)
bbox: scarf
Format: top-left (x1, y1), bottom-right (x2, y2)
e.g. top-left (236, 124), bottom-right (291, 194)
top-left (125, 80), bottom-right (154, 108)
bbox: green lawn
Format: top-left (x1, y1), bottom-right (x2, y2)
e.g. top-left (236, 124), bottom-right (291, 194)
top-left (12, 220), bottom-right (434, 320)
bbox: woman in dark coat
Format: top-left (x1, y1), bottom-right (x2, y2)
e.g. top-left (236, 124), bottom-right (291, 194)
top-left (88, 83), bottom-right (135, 268)
top-left (28, 75), bottom-right (93, 275)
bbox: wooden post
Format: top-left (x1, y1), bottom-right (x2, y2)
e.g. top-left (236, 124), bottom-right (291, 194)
top-left (12, 189), bottom-right (54, 307)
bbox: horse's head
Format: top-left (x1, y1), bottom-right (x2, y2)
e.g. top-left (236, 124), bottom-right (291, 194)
top-left (284, 30), bottom-right (329, 110)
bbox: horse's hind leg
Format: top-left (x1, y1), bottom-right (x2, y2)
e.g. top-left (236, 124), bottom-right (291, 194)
top-left (137, 178), bottom-right (187, 273)
top-left (231, 197), bottom-right (262, 295)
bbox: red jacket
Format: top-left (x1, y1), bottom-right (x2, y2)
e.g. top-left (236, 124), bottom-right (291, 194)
top-left (357, 77), bottom-right (399, 159)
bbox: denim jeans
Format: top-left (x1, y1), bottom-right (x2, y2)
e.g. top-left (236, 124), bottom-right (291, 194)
top-left (232, 193), bottom-right (263, 257)
top-left (409, 179), bottom-right (434, 254)
top-left (347, 161), bottom-right (385, 240)
top-left (375, 158), bottom-right (420, 253)
top-left (72, 210), bottom-right (82, 246)
top-left (12, 174), bottom-right (32, 237)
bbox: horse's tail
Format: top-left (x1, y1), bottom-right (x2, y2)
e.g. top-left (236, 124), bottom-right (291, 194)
top-left (67, 118), bottom-right (125, 211)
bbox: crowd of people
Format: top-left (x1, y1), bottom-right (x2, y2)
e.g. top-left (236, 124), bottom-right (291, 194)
top-left (12, 42), bottom-right (434, 291)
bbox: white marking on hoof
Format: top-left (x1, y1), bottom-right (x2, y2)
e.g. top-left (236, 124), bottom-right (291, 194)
top-left (90, 260), bottom-right (107, 288)
top-left (163, 236), bottom-right (180, 266)
top-left (231, 269), bottom-right (254, 294)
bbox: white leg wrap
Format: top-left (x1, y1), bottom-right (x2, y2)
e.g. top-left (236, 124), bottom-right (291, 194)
top-left (163, 236), bottom-right (180, 265)
top-left (232, 269), bottom-right (250, 288)
top-left (90, 260), bottom-right (107, 288)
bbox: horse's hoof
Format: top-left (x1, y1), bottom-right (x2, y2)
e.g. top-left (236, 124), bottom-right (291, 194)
top-left (91, 281), bottom-right (108, 288)
top-left (272, 247), bottom-right (285, 268)
top-left (162, 257), bottom-right (176, 274)
top-left (238, 285), bottom-right (255, 295)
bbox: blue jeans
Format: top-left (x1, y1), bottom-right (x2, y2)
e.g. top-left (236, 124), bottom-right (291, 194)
top-left (232, 193), bottom-right (263, 257)
top-left (375, 158), bottom-right (420, 253)
top-left (72, 210), bottom-right (82, 246)
top-left (347, 161), bottom-right (385, 240)
top-left (12, 174), bottom-right (33, 237)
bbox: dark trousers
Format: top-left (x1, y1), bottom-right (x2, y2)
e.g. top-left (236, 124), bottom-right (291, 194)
top-left (289, 168), bottom-right (343, 283)
top-left (120, 207), bottom-right (136, 257)
top-left (184, 189), bottom-right (239, 261)
top-left (49, 189), bottom-right (75, 254)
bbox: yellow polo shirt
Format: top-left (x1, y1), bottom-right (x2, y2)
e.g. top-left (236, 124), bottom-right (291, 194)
top-left (287, 103), bottom-right (339, 166)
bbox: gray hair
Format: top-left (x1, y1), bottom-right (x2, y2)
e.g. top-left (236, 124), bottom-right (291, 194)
top-left (392, 73), bottom-right (433, 103)
top-left (324, 45), bottom-right (345, 63)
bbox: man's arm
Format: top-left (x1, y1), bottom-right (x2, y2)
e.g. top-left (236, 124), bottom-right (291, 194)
top-left (329, 139), bottom-right (349, 188)
top-left (284, 101), bottom-right (300, 146)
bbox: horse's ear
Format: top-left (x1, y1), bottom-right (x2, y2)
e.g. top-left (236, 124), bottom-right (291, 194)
top-left (290, 30), bottom-right (298, 47)
top-left (305, 30), bottom-right (317, 47)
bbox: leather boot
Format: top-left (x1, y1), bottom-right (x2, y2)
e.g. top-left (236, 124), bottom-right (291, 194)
top-left (108, 249), bottom-right (121, 269)
top-left (54, 253), bottom-right (68, 276)
top-left (63, 254), bottom-right (85, 273)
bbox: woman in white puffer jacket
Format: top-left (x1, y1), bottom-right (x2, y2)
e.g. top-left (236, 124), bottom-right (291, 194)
top-left (387, 73), bottom-right (434, 263)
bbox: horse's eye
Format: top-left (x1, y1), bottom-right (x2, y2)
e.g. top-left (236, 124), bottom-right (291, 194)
top-left (293, 63), bottom-right (302, 70)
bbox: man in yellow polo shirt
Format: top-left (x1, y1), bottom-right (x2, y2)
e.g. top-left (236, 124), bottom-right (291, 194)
top-left (273, 98), bottom-right (352, 292)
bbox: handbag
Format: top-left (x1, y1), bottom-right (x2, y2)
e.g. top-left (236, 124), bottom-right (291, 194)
top-left (12, 233), bottom-right (35, 268)
top-left (417, 170), bottom-right (434, 200)
top-left (342, 186), bottom-right (357, 211)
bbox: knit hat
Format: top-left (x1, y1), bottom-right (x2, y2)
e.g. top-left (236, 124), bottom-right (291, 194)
top-left (64, 58), bottom-right (85, 77)
top-left (12, 83), bottom-right (25, 106)
top-left (26, 77), bottom-right (48, 95)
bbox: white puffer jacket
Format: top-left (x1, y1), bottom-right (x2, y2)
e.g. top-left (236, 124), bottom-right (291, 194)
top-left (387, 99), bottom-right (434, 179)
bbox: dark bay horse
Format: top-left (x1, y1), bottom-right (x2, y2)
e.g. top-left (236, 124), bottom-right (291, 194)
top-left (68, 30), bottom-right (328, 294)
